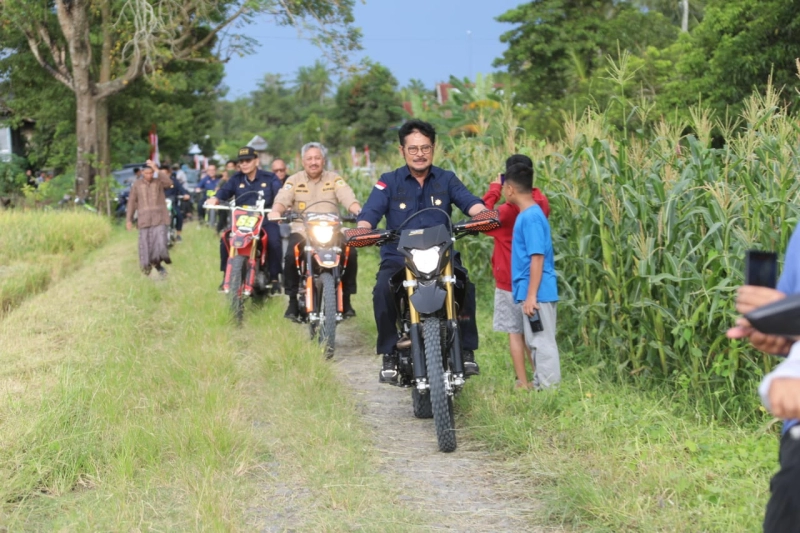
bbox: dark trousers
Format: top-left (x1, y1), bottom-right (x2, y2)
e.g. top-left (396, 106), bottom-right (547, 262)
top-left (172, 204), bottom-right (183, 232)
top-left (283, 232), bottom-right (358, 296)
top-left (219, 222), bottom-right (282, 279)
top-left (764, 428), bottom-right (800, 532)
top-left (372, 255), bottom-right (479, 355)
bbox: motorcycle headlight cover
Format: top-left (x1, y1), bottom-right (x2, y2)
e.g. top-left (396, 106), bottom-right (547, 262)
top-left (410, 246), bottom-right (441, 274)
top-left (311, 224), bottom-right (334, 244)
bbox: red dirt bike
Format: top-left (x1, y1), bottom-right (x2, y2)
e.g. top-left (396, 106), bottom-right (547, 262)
top-left (281, 200), bottom-right (357, 357)
top-left (205, 191), bottom-right (273, 324)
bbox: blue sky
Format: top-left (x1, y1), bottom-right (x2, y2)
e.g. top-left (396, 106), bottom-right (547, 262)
top-left (222, 0), bottom-right (524, 99)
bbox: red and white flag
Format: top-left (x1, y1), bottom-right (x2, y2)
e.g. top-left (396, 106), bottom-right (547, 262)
top-left (148, 125), bottom-right (160, 166)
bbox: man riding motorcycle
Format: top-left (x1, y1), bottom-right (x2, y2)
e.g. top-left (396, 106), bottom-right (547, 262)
top-left (206, 147), bottom-right (282, 292)
top-left (268, 142), bottom-right (362, 321)
top-left (357, 119), bottom-right (488, 383)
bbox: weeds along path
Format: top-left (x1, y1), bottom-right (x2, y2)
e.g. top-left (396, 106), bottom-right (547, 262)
top-left (332, 323), bottom-right (552, 532)
top-left (0, 229), bottom-right (422, 531)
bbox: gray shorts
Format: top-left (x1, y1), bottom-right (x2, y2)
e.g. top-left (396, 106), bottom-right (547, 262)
top-left (493, 288), bottom-right (525, 334)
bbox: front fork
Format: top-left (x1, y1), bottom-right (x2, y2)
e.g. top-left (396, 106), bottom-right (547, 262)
top-left (406, 257), bottom-right (464, 386)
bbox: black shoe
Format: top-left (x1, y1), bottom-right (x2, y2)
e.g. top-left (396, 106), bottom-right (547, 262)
top-left (218, 281), bottom-right (225, 293)
top-left (155, 265), bottom-right (167, 278)
top-left (176, 235), bottom-right (183, 242)
top-left (379, 353), bottom-right (399, 384)
top-left (463, 350), bottom-right (480, 377)
top-left (142, 264), bottom-right (152, 276)
top-left (284, 298), bottom-right (299, 321)
top-left (270, 279), bottom-right (281, 295)
top-left (342, 294), bottom-right (355, 319)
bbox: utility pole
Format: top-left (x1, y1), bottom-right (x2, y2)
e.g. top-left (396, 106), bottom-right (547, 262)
top-left (467, 30), bottom-right (473, 79)
top-left (681, 0), bottom-right (689, 32)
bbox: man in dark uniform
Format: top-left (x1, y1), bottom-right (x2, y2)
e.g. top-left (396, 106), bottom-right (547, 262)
top-left (357, 119), bottom-right (488, 383)
top-left (163, 164), bottom-right (191, 242)
top-left (206, 147), bottom-right (282, 291)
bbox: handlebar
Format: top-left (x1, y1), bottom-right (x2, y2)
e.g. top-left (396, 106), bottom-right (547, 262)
top-left (204, 204), bottom-right (271, 214)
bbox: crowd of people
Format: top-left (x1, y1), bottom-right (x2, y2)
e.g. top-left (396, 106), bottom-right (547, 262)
top-left (121, 117), bottom-right (800, 528)
top-left (124, 119), bottom-right (562, 390)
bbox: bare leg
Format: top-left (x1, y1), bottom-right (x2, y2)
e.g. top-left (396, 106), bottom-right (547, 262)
top-left (509, 333), bottom-right (531, 388)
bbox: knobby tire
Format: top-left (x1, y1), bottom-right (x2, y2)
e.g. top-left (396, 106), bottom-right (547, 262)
top-left (228, 255), bottom-right (246, 326)
top-left (319, 272), bottom-right (337, 358)
top-left (423, 317), bottom-right (456, 452)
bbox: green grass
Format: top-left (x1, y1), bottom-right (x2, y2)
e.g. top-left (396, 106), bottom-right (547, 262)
top-left (352, 246), bottom-right (777, 532)
top-left (0, 210), bottom-right (111, 314)
top-left (0, 228), bottom-right (422, 531)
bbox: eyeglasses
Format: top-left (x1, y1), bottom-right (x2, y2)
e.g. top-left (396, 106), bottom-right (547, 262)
top-left (273, 168), bottom-right (286, 173)
top-left (405, 144), bottom-right (433, 155)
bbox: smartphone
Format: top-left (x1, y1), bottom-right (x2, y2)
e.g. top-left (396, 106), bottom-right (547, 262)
top-left (500, 173), bottom-right (505, 185)
top-left (529, 310), bottom-right (543, 332)
top-left (745, 250), bottom-right (778, 288)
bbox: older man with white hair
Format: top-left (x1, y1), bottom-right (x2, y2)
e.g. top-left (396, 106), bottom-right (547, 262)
top-left (269, 142), bottom-right (362, 320)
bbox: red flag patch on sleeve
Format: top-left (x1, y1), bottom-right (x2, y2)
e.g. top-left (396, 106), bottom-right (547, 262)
top-left (374, 181), bottom-right (387, 190)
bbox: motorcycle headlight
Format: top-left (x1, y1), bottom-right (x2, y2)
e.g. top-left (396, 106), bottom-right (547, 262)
top-left (410, 246), bottom-right (441, 275)
top-left (311, 224), bottom-right (334, 244)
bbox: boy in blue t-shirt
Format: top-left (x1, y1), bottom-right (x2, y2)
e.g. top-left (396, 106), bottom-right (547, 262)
top-left (504, 163), bottom-right (560, 389)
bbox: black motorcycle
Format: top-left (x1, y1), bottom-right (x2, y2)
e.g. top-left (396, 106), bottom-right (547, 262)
top-left (345, 209), bottom-right (499, 452)
top-left (284, 201), bottom-right (356, 358)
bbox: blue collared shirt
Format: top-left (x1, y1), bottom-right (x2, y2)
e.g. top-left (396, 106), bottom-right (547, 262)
top-left (358, 165), bottom-right (484, 259)
top-left (214, 170), bottom-right (281, 207)
top-left (197, 174), bottom-right (219, 192)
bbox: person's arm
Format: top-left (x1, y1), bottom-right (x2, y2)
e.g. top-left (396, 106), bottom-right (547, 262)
top-left (523, 255), bottom-right (544, 316)
top-left (520, 214), bottom-right (546, 316)
top-left (447, 171), bottom-right (486, 216)
top-left (482, 178), bottom-right (502, 210)
top-left (760, 342), bottom-right (800, 417)
top-left (333, 176), bottom-right (361, 215)
top-left (268, 178), bottom-right (295, 220)
top-left (533, 188), bottom-right (551, 218)
top-left (209, 177), bottom-right (236, 205)
top-left (126, 184), bottom-right (138, 230)
top-left (356, 178), bottom-right (390, 229)
top-left (484, 202), bottom-right (515, 238)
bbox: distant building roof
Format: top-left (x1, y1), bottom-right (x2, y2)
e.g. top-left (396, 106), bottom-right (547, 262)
top-left (248, 135), bottom-right (268, 151)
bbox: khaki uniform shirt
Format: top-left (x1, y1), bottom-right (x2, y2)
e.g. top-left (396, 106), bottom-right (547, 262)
top-left (126, 175), bottom-right (173, 229)
top-left (274, 170), bottom-right (359, 234)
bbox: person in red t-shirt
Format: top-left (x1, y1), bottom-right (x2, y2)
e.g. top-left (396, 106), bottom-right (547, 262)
top-left (483, 154), bottom-right (550, 389)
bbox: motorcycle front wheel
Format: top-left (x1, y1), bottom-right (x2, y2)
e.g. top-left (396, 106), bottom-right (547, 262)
top-left (318, 272), bottom-right (337, 358)
top-left (227, 255), bottom-right (247, 326)
top-left (423, 317), bottom-right (456, 452)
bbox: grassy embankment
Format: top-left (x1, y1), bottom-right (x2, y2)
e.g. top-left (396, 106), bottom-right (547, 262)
top-left (0, 224), bottom-right (423, 531)
top-left (0, 211), bottom-right (111, 315)
top-left (351, 245), bottom-right (776, 532)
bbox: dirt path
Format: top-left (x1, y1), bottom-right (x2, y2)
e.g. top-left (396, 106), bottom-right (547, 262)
top-left (333, 325), bottom-right (552, 533)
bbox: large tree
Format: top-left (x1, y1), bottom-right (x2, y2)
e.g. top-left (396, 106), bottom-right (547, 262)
top-left (0, 0), bottom-right (359, 199)
top-left (664, 0), bottom-right (800, 114)
top-left (332, 61), bottom-right (401, 152)
top-left (494, 0), bottom-right (677, 136)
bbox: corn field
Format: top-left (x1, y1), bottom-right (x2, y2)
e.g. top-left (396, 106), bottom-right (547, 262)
top-left (348, 82), bottom-right (800, 423)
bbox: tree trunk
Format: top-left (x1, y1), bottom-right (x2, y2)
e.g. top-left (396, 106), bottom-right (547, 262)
top-left (66, 0), bottom-right (96, 201)
top-left (75, 90), bottom-right (98, 201)
top-left (681, 0), bottom-right (689, 32)
top-left (97, 1), bottom-right (112, 178)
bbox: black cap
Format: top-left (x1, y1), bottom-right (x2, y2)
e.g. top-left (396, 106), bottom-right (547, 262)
top-left (237, 146), bottom-right (258, 161)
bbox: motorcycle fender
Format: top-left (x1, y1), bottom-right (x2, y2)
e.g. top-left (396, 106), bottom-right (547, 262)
top-left (232, 235), bottom-right (251, 249)
top-left (409, 281), bottom-right (446, 314)
top-left (313, 250), bottom-right (340, 268)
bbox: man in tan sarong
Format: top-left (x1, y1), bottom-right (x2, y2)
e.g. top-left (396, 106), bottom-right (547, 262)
top-left (126, 159), bottom-right (173, 276)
